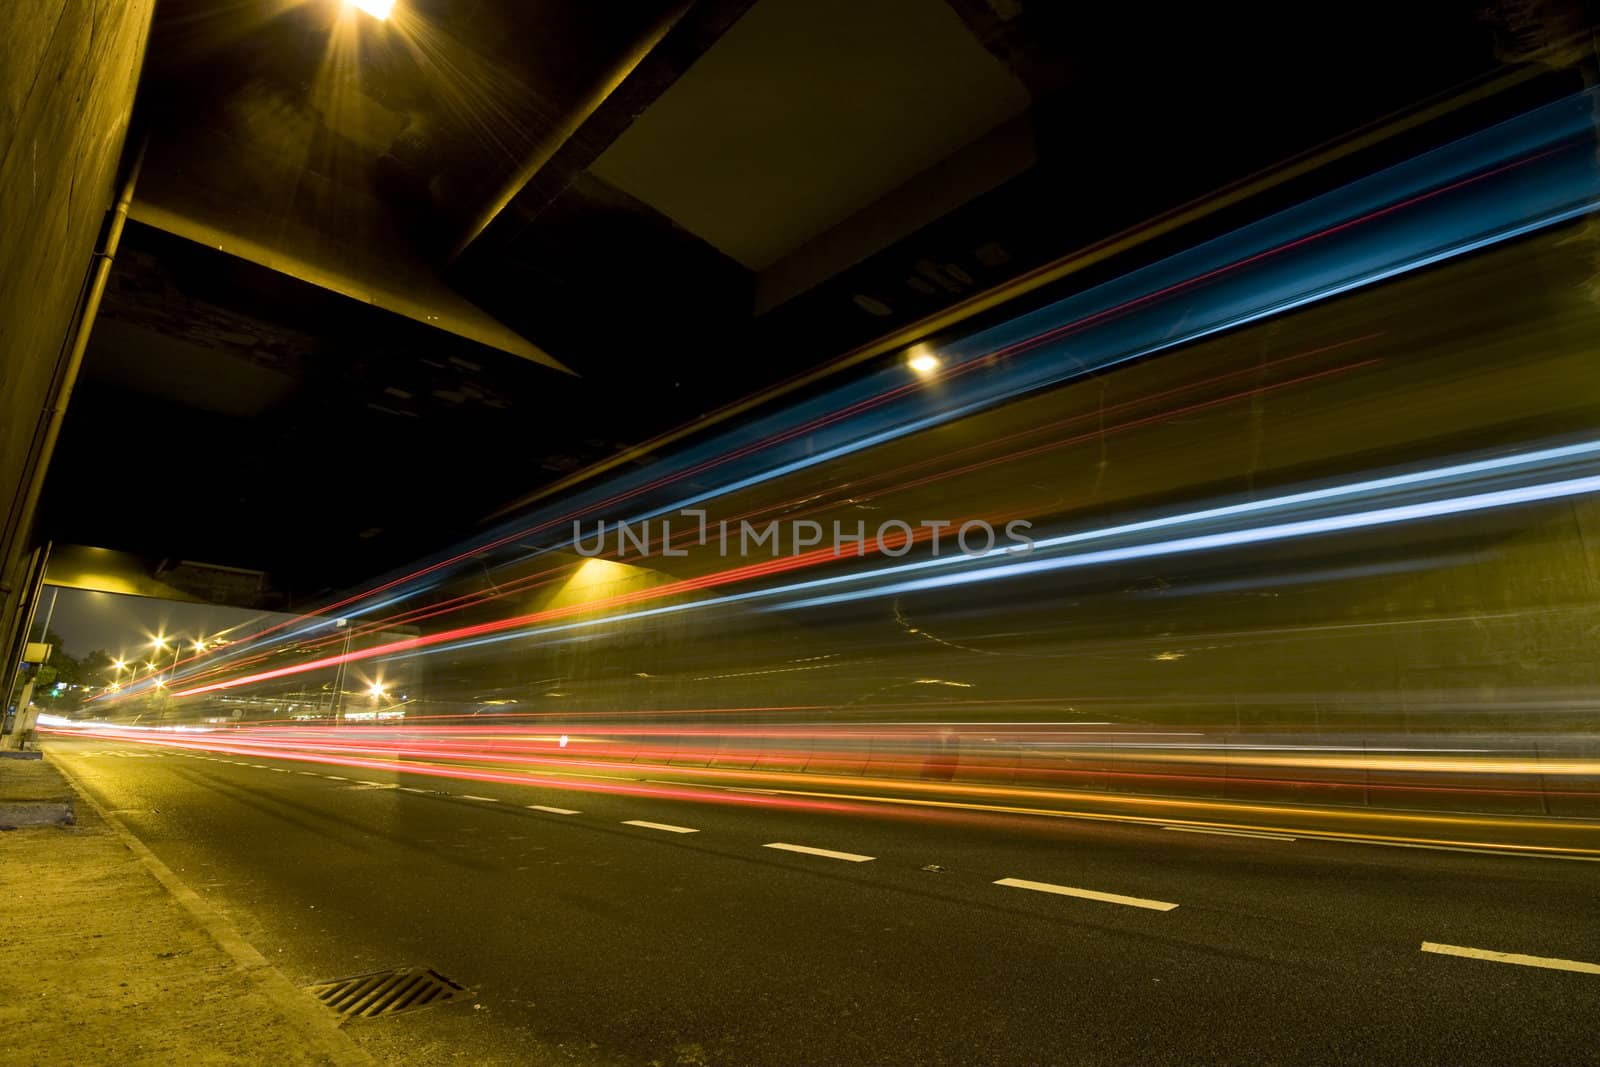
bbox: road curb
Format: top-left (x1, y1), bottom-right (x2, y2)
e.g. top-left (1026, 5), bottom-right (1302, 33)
top-left (49, 753), bottom-right (377, 1067)
top-left (0, 799), bottom-right (73, 827)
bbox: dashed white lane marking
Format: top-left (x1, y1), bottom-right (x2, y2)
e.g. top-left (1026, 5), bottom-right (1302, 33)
top-left (1421, 942), bottom-right (1600, 975)
top-left (764, 842), bottom-right (874, 863)
top-left (399, 787), bottom-right (428, 794)
top-left (459, 794), bottom-right (500, 803)
top-left (270, 768), bottom-right (289, 773)
top-left (1163, 825), bottom-right (1296, 842)
top-left (322, 775), bottom-right (347, 781)
top-left (995, 877), bottom-right (1179, 912)
top-left (528, 805), bottom-right (581, 815)
top-left (623, 820), bottom-right (699, 834)
top-left (298, 771), bottom-right (320, 776)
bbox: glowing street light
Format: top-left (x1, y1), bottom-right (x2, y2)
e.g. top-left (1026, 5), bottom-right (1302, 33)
top-left (367, 681), bottom-right (387, 699)
top-left (107, 658), bottom-right (130, 695)
top-left (347, 0), bottom-right (393, 20)
top-left (146, 634), bottom-right (185, 690)
top-left (906, 346), bottom-right (940, 376)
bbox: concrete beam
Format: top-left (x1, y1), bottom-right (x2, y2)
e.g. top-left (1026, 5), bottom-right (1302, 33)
top-left (128, 194), bottom-right (573, 375)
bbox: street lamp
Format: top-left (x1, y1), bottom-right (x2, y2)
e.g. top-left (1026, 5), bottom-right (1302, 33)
top-left (360, 680), bottom-right (390, 725)
top-left (150, 635), bottom-right (183, 683)
top-left (331, 620), bottom-right (355, 722)
top-left (347, 0), bottom-right (394, 20)
top-left (106, 657), bottom-right (129, 696)
top-left (906, 345), bottom-right (941, 376)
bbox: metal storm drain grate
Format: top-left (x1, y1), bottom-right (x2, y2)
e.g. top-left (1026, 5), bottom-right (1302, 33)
top-left (306, 966), bottom-right (466, 1019)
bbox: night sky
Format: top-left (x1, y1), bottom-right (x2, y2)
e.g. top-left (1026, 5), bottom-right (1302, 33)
top-left (33, 585), bottom-right (293, 659)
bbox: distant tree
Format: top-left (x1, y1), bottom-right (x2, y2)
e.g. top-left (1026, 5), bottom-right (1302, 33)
top-left (80, 650), bottom-right (115, 685)
top-left (34, 630), bottom-right (83, 709)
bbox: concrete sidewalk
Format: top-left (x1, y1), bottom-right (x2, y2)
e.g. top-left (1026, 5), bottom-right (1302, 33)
top-left (0, 755), bottom-right (373, 1066)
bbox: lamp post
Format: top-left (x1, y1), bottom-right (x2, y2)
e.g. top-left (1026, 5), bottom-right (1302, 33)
top-left (149, 636), bottom-right (189, 719)
top-left (149, 636), bottom-right (178, 685)
top-left (331, 620), bottom-right (354, 723)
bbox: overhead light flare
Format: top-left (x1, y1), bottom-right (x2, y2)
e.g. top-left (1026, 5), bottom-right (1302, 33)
top-left (907, 348), bottom-right (940, 376)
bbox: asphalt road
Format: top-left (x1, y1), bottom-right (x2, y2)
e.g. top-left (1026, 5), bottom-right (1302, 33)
top-left (45, 736), bottom-right (1600, 1066)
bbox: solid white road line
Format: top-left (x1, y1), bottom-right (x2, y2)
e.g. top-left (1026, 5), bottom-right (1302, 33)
top-left (764, 842), bottom-right (874, 863)
top-left (623, 820), bottom-right (699, 834)
top-left (995, 877), bottom-right (1179, 912)
top-left (459, 794), bottom-right (500, 802)
top-left (1333, 838), bottom-right (1600, 862)
top-left (1421, 942), bottom-right (1600, 974)
top-left (641, 779), bottom-right (778, 795)
top-left (528, 805), bottom-right (581, 815)
top-left (1163, 825), bottom-right (1296, 841)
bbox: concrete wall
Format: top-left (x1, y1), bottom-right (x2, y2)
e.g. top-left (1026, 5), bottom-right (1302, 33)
top-left (0, 0), bottom-right (155, 665)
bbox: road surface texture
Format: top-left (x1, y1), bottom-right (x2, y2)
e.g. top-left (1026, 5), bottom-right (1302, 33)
top-left (44, 736), bottom-right (1599, 1066)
